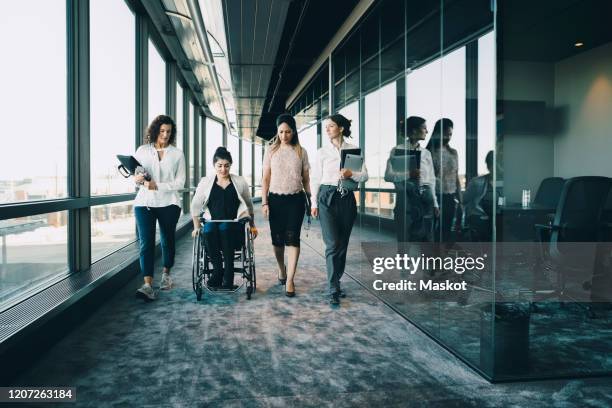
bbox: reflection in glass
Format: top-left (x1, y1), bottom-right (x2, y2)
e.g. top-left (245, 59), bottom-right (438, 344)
top-left (91, 202), bottom-right (136, 262)
top-left (0, 212), bottom-right (68, 311)
top-left (90, 0), bottom-right (135, 196)
top-left (0, 0), bottom-right (67, 204)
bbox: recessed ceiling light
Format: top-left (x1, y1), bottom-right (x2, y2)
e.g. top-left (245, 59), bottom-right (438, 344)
top-left (575, 42), bottom-right (584, 47)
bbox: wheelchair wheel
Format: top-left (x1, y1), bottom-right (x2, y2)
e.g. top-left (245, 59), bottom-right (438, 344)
top-left (192, 233), bottom-right (205, 301)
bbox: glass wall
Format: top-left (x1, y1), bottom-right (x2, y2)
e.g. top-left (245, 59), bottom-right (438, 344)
top-left (299, 125), bottom-right (318, 166)
top-left (148, 39), bottom-right (166, 123)
top-left (289, 0), bottom-right (503, 381)
top-left (0, 0), bottom-right (67, 204)
top-left (90, 0), bottom-right (135, 196)
top-left (493, 0), bottom-right (612, 380)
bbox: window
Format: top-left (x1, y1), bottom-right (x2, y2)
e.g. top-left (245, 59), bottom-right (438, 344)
top-left (478, 32), bottom-right (495, 176)
top-left (0, 0), bottom-right (67, 203)
top-left (364, 82), bottom-right (397, 217)
top-left (90, 0), bottom-right (135, 196)
top-left (406, 46), bottom-right (466, 185)
top-left (0, 212), bottom-right (69, 311)
top-left (175, 84), bottom-right (184, 152)
top-left (227, 135), bottom-right (240, 170)
top-left (189, 102), bottom-right (195, 186)
top-left (254, 144), bottom-right (263, 197)
top-left (148, 40), bottom-right (166, 123)
top-left (338, 101), bottom-right (360, 147)
top-left (242, 140), bottom-right (252, 185)
top-left (91, 202), bottom-right (136, 262)
top-left (205, 119), bottom-right (223, 177)
top-left (299, 124), bottom-right (318, 167)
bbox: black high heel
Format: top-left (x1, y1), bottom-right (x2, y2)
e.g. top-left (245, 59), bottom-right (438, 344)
top-left (278, 264), bottom-right (287, 285)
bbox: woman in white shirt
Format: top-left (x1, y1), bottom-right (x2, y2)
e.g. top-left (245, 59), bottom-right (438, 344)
top-left (384, 116), bottom-right (439, 244)
top-left (310, 114), bottom-right (368, 305)
top-left (134, 115), bottom-right (186, 301)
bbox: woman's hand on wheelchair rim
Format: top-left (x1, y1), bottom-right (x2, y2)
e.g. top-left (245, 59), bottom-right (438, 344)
top-left (191, 229), bottom-right (199, 238)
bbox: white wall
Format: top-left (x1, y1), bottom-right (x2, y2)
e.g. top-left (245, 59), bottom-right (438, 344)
top-left (501, 61), bottom-right (555, 202)
top-left (554, 42), bottom-right (612, 178)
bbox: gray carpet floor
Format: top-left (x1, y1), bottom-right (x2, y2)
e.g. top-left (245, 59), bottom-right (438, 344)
top-left (13, 212), bottom-right (612, 407)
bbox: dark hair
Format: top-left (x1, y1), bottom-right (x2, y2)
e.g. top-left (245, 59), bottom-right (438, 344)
top-left (405, 116), bottom-right (426, 139)
top-left (426, 118), bottom-right (454, 151)
top-left (326, 114), bottom-right (352, 137)
top-left (213, 146), bottom-right (233, 164)
top-left (485, 150), bottom-right (494, 170)
top-left (145, 115), bottom-right (177, 145)
top-left (270, 113), bottom-right (304, 157)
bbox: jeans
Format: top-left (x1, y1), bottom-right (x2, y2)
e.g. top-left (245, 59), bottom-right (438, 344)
top-left (318, 185), bottom-right (357, 295)
top-left (203, 222), bottom-right (243, 286)
top-left (135, 205), bottom-right (181, 278)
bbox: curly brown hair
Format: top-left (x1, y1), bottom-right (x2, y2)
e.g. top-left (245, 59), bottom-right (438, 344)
top-left (145, 115), bottom-right (177, 145)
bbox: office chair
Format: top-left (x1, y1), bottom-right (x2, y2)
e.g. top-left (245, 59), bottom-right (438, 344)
top-left (533, 177), bottom-right (565, 208)
top-left (533, 176), bottom-right (612, 307)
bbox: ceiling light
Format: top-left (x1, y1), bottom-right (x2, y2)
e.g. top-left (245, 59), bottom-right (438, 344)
top-left (575, 42), bottom-right (584, 47)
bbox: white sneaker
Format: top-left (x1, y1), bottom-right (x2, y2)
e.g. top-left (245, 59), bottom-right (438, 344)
top-left (136, 283), bottom-right (156, 301)
top-left (160, 272), bottom-right (173, 290)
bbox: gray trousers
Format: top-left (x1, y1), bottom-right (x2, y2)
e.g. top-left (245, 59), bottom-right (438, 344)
top-left (318, 185), bottom-right (357, 294)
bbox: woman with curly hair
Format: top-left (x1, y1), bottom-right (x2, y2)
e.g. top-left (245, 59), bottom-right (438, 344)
top-left (134, 115), bottom-right (186, 301)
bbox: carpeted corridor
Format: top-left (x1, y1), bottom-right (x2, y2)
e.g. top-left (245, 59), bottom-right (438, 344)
top-left (12, 212), bottom-right (612, 407)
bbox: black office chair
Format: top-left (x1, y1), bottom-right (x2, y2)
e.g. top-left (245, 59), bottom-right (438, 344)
top-left (533, 176), bottom-right (612, 305)
top-left (533, 177), bottom-right (565, 208)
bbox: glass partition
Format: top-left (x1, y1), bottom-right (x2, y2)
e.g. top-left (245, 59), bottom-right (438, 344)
top-left (148, 39), bottom-right (166, 123)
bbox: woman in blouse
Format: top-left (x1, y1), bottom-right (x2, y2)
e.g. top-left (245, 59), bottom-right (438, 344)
top-left (190, 147), bottom-right (257, 289)
top-left (134, 115), bottom-right (186, 301)
top-left (426, 118), bottom-right (461, 243)
top-left (310, 114), bottom-right (368, 305)
top-left (261, 114), bottom-right (310, 297)
top-left (384, 116), bottom-right (439, 244)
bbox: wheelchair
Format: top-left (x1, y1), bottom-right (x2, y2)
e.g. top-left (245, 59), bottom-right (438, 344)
top-left (191, 217), bottom-right (256, 300)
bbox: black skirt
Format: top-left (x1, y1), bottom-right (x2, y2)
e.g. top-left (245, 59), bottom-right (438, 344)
top-left (268, 192), bottom-right (305, 247)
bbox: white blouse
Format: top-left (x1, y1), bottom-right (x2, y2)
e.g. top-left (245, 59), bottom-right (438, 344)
top-left (133, 144), bottom-right (186, 208)
top-left (310, 140), bottom-right (369, 209)
top-left (384, 141), bottom-right (438, 208)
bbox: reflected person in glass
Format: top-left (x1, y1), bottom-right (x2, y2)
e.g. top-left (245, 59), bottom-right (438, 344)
top-left (134, 115), bottom-right (186, 301)
top-left (310, 114), bottom-right (368, 305)
top-left (191, 147), bottom-right (257, 289)
top-left (385, 116), bottom-right (439, 246)
top-left (463, 150), bottom-right (495, 241)
top-left (426, 118), bottom-right (462, 244)
top-left (261, 114), bottom-right (310, 297)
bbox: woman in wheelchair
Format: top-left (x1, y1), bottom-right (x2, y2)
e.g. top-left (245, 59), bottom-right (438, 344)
top-left (190, 147), bottom-right (257, 289)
